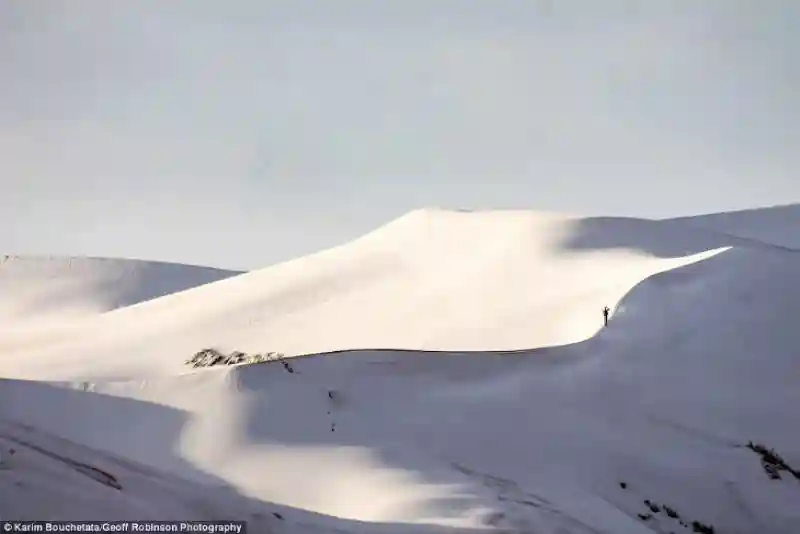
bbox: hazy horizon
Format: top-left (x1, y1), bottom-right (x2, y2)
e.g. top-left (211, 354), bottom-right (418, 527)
top-left (2, 1), bottom-right (798, 270)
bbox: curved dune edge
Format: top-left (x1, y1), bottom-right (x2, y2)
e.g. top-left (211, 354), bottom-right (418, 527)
top-left (2, 207), bottom-right (799, 533)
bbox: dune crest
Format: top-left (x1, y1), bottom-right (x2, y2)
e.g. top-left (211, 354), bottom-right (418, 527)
top-left (2, 206), bottom-right (799, 533)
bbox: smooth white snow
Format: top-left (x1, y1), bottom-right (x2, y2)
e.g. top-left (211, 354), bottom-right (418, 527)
top-left (0, 256), bottom-right (240, 348)
top-left (666, 203), bottom-right (800, 251)
top-left (0, 210), bottom-right (729, 380)
top-left (2, 205), bottom-right (799, 533)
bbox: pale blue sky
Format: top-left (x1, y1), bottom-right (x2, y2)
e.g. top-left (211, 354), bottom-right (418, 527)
top-left (2, 1), bottom-right (798, 270)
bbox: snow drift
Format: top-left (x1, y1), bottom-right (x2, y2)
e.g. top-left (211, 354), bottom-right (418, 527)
top-left (1, 209), bottom-right (732, 380)
top-left (1, 205), bottom-right (799, 533)
top-left (0, 255), bottom-right (240, 327)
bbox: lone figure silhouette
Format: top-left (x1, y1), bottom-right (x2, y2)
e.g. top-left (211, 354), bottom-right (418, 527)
top-left (603, 306), bottom-right (611, 327)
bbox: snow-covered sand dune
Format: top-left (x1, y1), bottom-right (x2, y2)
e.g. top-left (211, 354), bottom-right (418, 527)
top-left (1, 209), bottom-right (732, 380)
top-left (2, 206), bottom-right (800, 533)
top-left (0, 255), bottom-right (240, 331)
top-left (665, 203), bottom-right (800, 251)
top-left (0, 420), bottom-right (487, 533)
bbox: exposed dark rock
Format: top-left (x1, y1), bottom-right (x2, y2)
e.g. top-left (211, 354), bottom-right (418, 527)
top-left (185, 348), bottom-right (285, 369)
top-left (746, 441), bottom-right (800, 481)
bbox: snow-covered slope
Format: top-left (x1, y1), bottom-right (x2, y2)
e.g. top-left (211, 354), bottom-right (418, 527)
top-left (1, 207), bottom-right (799, 533)
top-left (0, 256), bottom-right (240, 347)
top-left (0, 210), bottom-right (731, 380)
top-left (0, 419), bottom-right (270, 523)
top-left (664, 203), bottom-right (800, 251)
top-left (0, 419), bottom-right (472, 533)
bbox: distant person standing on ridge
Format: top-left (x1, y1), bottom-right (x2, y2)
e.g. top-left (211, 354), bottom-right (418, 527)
top-left (603, 306), bottom-right (610, 327)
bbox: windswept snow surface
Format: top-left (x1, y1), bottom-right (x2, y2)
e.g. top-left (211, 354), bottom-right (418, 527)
top-left (2, 206), bottom-right (800, 533)
top-left (0, 255), bottom-right (240, 328)
top-left (1, 210), bottom-right (728, 379)
top-left (665, 203), bottom-right (800, 251)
